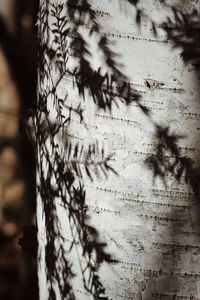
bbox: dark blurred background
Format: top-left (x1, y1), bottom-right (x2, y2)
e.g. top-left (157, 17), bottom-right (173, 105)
top-left (0, 0), bottom-right (39, 299)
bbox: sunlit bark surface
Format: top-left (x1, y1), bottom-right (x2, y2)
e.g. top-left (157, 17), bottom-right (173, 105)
top-left (37, 1), bottom-right (200, 299)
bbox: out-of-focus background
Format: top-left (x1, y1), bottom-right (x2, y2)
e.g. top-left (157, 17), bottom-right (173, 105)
top-left (0, 0), bottom-right (38, 299)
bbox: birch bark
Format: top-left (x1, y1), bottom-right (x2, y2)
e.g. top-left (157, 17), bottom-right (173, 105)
top-left (37, 1), bottom-right (200, 299)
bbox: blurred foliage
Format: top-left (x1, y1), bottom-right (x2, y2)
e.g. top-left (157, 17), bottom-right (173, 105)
top-left (0, 0), bottom-right (38, 299)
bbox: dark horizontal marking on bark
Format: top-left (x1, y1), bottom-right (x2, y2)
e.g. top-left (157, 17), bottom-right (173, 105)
top-left (152, 194), bottom-right (195, 202)
top-left (151, 293), bottom-right (195, 299)
top-left (63, 73), bottom-right (184, 94)
top-left (112, 259), bottom-right (200, 282)
top-left (152, 86), bottom-right (184, 93)
top-left (142, 106), bottom-right (164, 112)
top-left (141, 99), bottom-right (164, 105)
top-left (131, 151), bottom-right (161, 157)
top-left (153, 242), bottom-right (200, 252)
top-left (110, 260), bottom-right (141, 267)
top-left (95, 113), bottom-right (141, 126)
top-left (178, 231), bottom-right (200, 237)
top-left (68, 158), bottom-right (110, 165)
top-left (59, 229), bottom-right (200, 254)
top-left (129, 103), bottom-right (178, 111)
top-left (130, 102), bottom-right (165, 109)
top-left (120, 264), bottom-right (200, 279)
top-left (128, 103), bottom-right (166, 112)
top-left (61, 71), bottom-right (147, 93)
top-left (120, 264), bottom-right (160, 276)
top-left (88, 204), bottom-right (120, 215)
top-left (104, 32), bottom-right (173, 44)
top-left (140, 143), bottom-right (195, 154)
top-left (62, 72), bottom-right (147, 95)
top-left (181, 112), bottom-right (200, 120)
top-left (65, 132), bottom-right (85, 141)
top-left (85, 184), bottom-right (147, 198)
top-left (152, 188), bottom-right (194, 196)
top-left (124, 82), bottom-right (184, 93)
top-left (127, 87), bottom-right (184, 95)
top-left (58, 200), bottom-right (120, 215)
top-left (118, 197), bottom-right (190, 209)
top-left (62, 69), bottom-right (182, 98)
top-left (177, 146), bottom-right (195, 152)
top-left (140, 99), bottom-right (188, 113)
top-left (138, 214), bottom-right (186, 223)
top-left (94, 9), bottom-right (111, 17)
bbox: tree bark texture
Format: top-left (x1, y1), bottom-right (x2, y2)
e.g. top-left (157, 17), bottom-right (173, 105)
top-left (37, 1), bottom-right (200, 299)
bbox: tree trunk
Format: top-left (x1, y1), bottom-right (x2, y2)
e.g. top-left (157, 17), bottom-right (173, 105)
top-left (37, 1), bottom-right (200, 299)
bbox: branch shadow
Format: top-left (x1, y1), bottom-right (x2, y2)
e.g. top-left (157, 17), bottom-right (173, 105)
top-left (36, 1), bottom-right (200, 299)
top-left (143, 6), bottom-right (200, 298)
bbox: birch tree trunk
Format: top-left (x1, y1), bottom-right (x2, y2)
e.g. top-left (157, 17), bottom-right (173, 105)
top-left (36, 1), bottom-right (200, 299)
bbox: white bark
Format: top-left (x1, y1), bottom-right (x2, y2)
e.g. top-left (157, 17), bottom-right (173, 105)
top-left (37, 1), bottom-right (200, 299)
